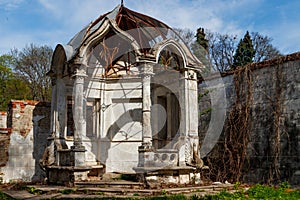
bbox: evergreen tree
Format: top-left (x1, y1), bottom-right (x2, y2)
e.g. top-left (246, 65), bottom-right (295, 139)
top-left (232, 31), bottom-right (255, 69)
top-left (195, 27), bottom-right (209, 52)
top-left (191, 27), bottom-right (210, 70)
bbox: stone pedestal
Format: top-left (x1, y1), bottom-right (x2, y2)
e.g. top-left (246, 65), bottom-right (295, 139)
top-left (71, 146), bottom-right (86, 167)
top-left (138, 145), bottom-right (154, 168)
top-left (47, 147), bottom-right (90, 186)
top-left (47, 166), bottom-right (91, 186)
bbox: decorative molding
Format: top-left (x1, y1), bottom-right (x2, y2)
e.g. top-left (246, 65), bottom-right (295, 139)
top-left (141, 62), bottom-right (154, 78)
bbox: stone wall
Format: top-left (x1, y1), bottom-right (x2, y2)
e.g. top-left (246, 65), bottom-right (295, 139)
top-left (0, 100), bottom-right (51, 183)
top-left (199, 52), bottom-right (300, 185)
top-left (0, 112), bottom-right (7, 129)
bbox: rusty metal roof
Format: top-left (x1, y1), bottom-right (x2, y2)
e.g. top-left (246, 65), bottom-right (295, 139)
top-left (68, 4), bottom-right (179, 54)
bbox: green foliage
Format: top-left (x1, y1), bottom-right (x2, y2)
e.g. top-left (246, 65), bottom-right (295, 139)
top-left (95, 191), bottom-right (104, 195)
top-left (192, 28), bottom-right (211, 71)
top-left (25, 186), bottom-right (43, 195)
top-left (0, 191), bottom-right (14, 200)
top-left (60, 188), bottom-right (76, 194)
top-left (0, 54), bottom-right (31, 111)
top-left (279, 182), bottom-right (291, 190)
top-left (145, 194), bottom-right (187, 200)
top-left (200, 108), bottom-right (212, 116)
top-left (232, 31), bottom-right (255, 69)
top-left (10, 44), bottom-right (53, 102)
top-left (192, 183), bottom-right (300, 200)
top-left (234, 181), bottom-right (241, 190)
top-left (196, 28), bottom-right (209, 52)
top-left (160, 189), bottom-right (167, 195)
top-left (199, 89), bottom-right (210, 99)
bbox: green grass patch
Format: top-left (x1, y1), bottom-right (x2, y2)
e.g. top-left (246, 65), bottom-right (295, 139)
top-left (191, 183), bottom-right (300, 200)
top-left (0, 191), bottom-right (15, 200)
top-left (25, 186), bottom-right (43, 195)
top-left (60, 188), bottom-right (76, 194)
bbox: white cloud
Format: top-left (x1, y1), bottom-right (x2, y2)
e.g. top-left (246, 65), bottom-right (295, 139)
top-left (0, 0), bottom-right (298, 55)
top-left (0, 0), bottom-right (24, 10)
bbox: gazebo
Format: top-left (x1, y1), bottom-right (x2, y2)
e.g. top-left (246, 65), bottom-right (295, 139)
top-left (42, 4), bottom-right (204, 185)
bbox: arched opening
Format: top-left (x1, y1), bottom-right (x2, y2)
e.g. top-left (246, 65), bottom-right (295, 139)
top-left (87, 29), bottom-right (139, 78)
top-left (151, 43), bottom-right (184, 149)
top-left (151, 83), bottom-right (180, 149)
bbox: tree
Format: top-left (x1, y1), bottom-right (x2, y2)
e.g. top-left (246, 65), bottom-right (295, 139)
top-left (0, 55), bottom-right (30, 111)
top-left (11, 44), bottom-right (53, 101)
top-left (173, 28), bottom-right (195, 49)
top-left (207, 32), bottom-right (237, 72)
top-left (191, 27), bottom-right (211, 70)
top-left (232, 31), bottom-right (255, 69)
top-left (195, 28), bottom-right (209, 52)
top-left (251, 32), bottom-right (282, 62)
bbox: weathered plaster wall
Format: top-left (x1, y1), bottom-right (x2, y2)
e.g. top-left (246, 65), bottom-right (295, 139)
top-left (0, 112), bottom-right (7, 129)
top-left (0, 101), bottom-right (50, 183)
top-left (86, 79), bottom-right (143, 173)
top-left (199, 53), bottom-right (300, 185)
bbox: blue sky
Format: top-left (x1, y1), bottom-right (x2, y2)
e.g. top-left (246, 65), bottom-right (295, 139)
top-left (0, 0), bottom-right (299, 55)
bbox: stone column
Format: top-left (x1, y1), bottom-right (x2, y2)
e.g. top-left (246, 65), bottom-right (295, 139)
top-left (141, 62), bottom-right (154, 149)
top-left (49, 74), bottom-right (58, 138)
top-left (179, 70), bottom-right (188, 136)
top-left (137, 61), bottom-right (155, 168)
top-left (166, 93), bottom-right (172, 142)
top-left (187, 70), bottom-right (198, 137)
top-left (47, 75), bottom-right (58, 165)
top-left (72, 69), bottom-right (87, 150)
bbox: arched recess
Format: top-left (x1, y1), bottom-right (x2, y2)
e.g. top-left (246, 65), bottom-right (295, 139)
top-left (77, 19), bottom-right (143, 77)
top-left (49, 44), bottom-right (71, 140)
top-left (51, 44), bottom-right (69, 77)
top-left (150, 40), bottom-right (186, 150)
top-left (153, 39), bottom-right (188, 71)
top-left (86, 28), bottom-right (139, 78)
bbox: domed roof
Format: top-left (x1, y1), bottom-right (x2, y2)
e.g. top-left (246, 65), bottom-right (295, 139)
top-left (53, 4), bottom-right (203, 70)
top-left (68, 4), bottom-right (181, 56)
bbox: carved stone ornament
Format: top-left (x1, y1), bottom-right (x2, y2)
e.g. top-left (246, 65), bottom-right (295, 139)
top-left (73, 68), bottom-right (87, 79)
top-left (141, 62), bottom-right (154, 78)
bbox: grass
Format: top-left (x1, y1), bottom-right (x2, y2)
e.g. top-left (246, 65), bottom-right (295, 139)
top-left (0, 191), bottom-right (14, 200)
top-left (25, 186), bottom-right (43, 195)
top-left (191, 182), bottom-right (300, 200)
top-left (60, 188), bottom-right (77, 194)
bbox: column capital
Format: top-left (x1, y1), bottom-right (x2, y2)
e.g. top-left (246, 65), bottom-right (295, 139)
top-left (72, 68), bottom-right (88, 79)
top-left (140, 61), bottom-right (154, 78)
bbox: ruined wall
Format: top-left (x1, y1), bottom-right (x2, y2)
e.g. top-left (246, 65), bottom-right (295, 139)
top-left (0, 100), bottom-right (51, 183)
top-left (0, 112), bottom-right (7, 129)
top-left (0, 112), bottom-right (10, 183)
top-left (199, 53), bottom-right (300, 185)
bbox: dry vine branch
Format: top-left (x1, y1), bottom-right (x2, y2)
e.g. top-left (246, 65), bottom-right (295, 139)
top-left (99, 40), bottom-right (119, 77)
top-left (266, 60), bottom-right (284, 184)
top-left (206, 64), bottom-right (253, 183)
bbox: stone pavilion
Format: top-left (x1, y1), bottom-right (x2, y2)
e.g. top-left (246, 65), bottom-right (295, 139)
top-left (42, 4), bottom-right (204, 184)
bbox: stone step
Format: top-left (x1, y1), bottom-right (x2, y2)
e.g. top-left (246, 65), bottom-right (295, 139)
top-left (75, 180), bottom-right (144, 188)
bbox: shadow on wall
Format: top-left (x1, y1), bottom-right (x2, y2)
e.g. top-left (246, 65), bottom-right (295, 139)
top-left (97, 108), bottom-right (142, 171)
top-left (32, 102), bottom-right (51, 182)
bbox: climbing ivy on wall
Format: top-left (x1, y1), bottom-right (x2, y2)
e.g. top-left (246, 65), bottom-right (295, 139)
top-left (202, 56), bottom-right (293, 184)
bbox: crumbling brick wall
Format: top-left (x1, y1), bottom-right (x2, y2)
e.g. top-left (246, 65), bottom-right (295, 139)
top-left (0, 100), bottom-right (50, 183)
top-left (0, 112), bottom-right (10, 180)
